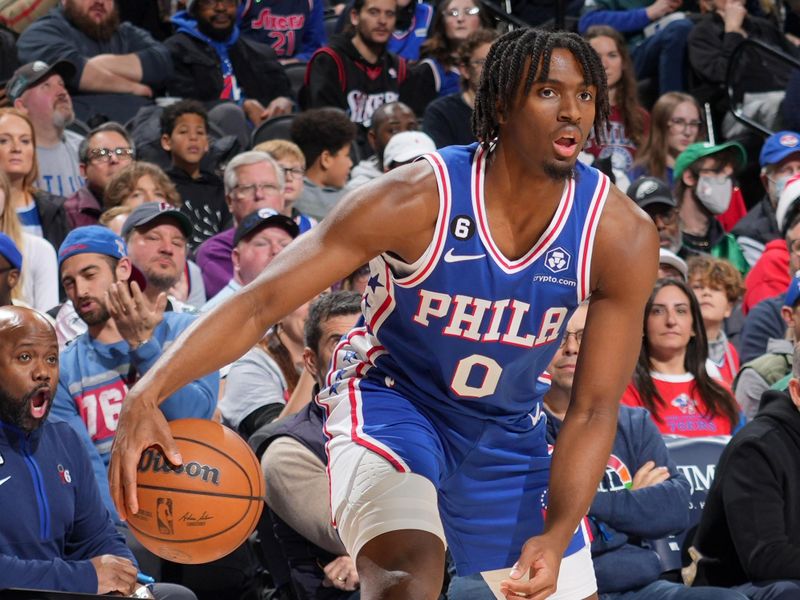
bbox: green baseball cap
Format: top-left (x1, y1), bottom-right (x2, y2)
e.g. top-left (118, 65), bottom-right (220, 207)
top-left (673, 141), bottom-right (747, 182)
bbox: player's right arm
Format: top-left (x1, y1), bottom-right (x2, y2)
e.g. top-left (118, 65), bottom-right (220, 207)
top-left (109, 162), bottom-right (441, 519)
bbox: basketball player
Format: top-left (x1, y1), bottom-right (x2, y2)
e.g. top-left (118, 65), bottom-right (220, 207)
top-left (110, 29), bottom-right (658, 600)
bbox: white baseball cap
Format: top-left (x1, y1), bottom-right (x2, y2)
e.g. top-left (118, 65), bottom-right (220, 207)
top-left (383, 131), bottom-right (437, 170)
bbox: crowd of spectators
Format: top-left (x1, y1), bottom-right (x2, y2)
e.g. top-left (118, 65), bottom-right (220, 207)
top-left (1, 0), bottom-right (800, 597)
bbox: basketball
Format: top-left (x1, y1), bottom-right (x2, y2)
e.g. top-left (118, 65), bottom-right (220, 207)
top-left (127, 419), bottom-right (265, 564)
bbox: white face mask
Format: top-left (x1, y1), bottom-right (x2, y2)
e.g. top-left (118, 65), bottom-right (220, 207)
top-left (770, 174), bottom-right (791, 204)
top-left (696, 175), bottom-right (733, 214)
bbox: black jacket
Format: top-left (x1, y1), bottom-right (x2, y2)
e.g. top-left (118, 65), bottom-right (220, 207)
top-left (693, 390), bottom-right (800, 586)
top-left (302, 34), bottom-right (408, 127)
top-left (688, 12), bottom-right (798, 112)
top-left (730, 196), bottom-right (780, 246)
top-left (164, 32), bottom-right (292, 106)
top-left (34, 190), bottom-right (70, 255)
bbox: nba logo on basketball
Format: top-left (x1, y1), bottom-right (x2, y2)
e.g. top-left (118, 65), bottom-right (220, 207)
top-left (157, 498), bottom-right (174, 535)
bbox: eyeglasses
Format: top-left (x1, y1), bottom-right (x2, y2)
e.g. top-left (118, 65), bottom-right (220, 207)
top-left (648, 207), bottom-right (679, 226)
top-left (281, 166), bottom-right (305, 180)
top-left (87, 147), bottom-right (134, 164)
top-left (234, 182), bottom-right (281, 199)
top-left (668, 118), bottom-right (703, 132)
top-left (559, 329), bottom-right (583, 348)
top-left (445, 6), bottom-right (481, 17)
top-left (468, 58), bottom-right (486, 68)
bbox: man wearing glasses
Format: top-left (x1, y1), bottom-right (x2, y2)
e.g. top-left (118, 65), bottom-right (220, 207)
top-left (196, 151), bottom-right (288, 299)
top-left (64, 122), bottom-right (135, 229)
top-left (673, 141), bottom-right (749, 275)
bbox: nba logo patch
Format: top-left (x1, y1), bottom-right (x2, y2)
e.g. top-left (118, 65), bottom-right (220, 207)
top-left (545, 247), bottom-right (571, 274)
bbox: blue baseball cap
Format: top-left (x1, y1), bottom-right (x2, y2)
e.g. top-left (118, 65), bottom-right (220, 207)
top-left (760, 131), bottom-right (800, 168)
top-left (58, 225), bottom-right (127, 267)
top-left (784, 275), bottom-right (800, 308)
top-left (0, 233), bottom-right (22, 271)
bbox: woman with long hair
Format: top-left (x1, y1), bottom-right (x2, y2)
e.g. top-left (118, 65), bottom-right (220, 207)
top-left (409, 0), bottom-right (493, 113)
top-left (0, 107), bottom-right (70, 254)
top-left (584, 26), bottom-right (649, 191)
top-left (0, 169), bottom-right (58, 312)
top-left (621, 278), bottom-right (743, 436)
top-left (632, 92), bottom-right (704, 185)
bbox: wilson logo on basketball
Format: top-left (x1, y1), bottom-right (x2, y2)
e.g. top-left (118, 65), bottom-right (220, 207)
top-left (138, 448), bottom-right (221, 486)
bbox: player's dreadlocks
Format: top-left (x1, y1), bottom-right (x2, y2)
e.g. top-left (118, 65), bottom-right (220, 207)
top-left (472, 28), bottom-right (610, 147)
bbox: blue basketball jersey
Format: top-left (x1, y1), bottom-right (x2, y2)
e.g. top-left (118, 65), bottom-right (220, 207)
top-left (349, 143), bottom-right (609, 421)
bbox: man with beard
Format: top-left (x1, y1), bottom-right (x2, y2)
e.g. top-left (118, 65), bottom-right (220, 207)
top-left (303, 0), bottom-right (411, 156)
top-left (0, 306), bottom-right (196, 599)
top-left (52, 225), bottom-right (217, 517)
top-left (121, 202), bottom-right (198, 314)
top-left (627, 176), bottom-right (684, 256)
top-left (17, 0), bottom-right (173, 123)
top-left (165, 0), bottom-right (293, 132)
top-left (110, 29), bottom-right (659, 600)
top-left (8, 60), bottom-right (84, 198)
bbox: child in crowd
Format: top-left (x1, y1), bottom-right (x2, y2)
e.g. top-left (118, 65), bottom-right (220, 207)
top-left (687, 256), bottom-right (744, 386)
top-left (160, 100), bottom-right (231, 250)
top-left (290, 108), bottom-right (356, 222)
top-left (253, 139), bottom-right (316, 233)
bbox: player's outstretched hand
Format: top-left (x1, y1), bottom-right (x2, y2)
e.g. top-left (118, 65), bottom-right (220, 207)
top-left (91, 554), bottom-right (138, 595)
top-left (109, 392), bottom-right (182, 520)
top-left (499, 535), bottom-right (560, 600)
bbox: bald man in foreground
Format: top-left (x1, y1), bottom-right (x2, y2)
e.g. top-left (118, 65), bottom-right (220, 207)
top-left (0, 306), bottom-right (194, 599)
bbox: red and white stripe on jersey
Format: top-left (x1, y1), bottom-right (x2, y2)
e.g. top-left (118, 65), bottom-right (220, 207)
top-left (393, 152), bottom-right (452, 288)
top-left (472, 145), bottom-right (576, 274)
top-left (576, 173), bottom-right (610, 303)
top-left (364, 260), bottom-right (396, 336)
top-left (537, 372), bottom-right (552, 386)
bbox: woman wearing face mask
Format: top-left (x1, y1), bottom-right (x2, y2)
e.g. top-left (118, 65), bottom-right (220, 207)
top-left (673, 141), bottom-right (750, 276)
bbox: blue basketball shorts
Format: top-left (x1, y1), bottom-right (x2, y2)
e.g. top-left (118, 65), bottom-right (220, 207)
top-left (319, 374), bottom-right (591, 576)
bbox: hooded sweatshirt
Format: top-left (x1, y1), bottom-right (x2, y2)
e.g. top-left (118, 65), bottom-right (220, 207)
top-left (693, 390), bottom-right (800, 586)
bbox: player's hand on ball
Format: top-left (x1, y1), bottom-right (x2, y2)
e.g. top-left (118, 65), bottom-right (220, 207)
top-left (109, 389), bottom-right (182, 520)
top-left (90, 554), bottom-right (138, 595)
top-left (499, 535), bottom-right (560, 600)
top-left (322, 555), bottom-right (359, 591)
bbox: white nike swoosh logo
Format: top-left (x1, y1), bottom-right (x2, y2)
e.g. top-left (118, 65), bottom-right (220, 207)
top-left (0, 476), bottom-right (11, 486)
top-left (443, 248), bottom-right (486, 263)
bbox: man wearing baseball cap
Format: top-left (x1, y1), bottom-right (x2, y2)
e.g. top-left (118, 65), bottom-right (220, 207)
top-left (120, 201), bottom-right (199, 313)
top-left (732, 130), bottom-right (800, 266)
top-left (672, 141), bottom-right (749, 274)
top-left (0, 233), bottom-right (22, 307)
top-left (627, 176), bottom-right (683, 256)
top-left (52, 225), bottom-right (218, 519)
top-left (382, 131), bottom-right (437, 172)
top-left (9, 60), bottom-right (84, 197)
top-left (203, 208), bottom-right (299, 311)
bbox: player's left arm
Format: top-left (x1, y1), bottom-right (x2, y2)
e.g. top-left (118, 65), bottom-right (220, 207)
top-left (502, 186), bottom-right (659, 599)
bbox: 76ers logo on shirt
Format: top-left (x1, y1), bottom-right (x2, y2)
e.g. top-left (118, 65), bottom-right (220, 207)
top-left (671, 393), bottom-right (698, 415)
top-left (545, 247), bottom-right (571, 274)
